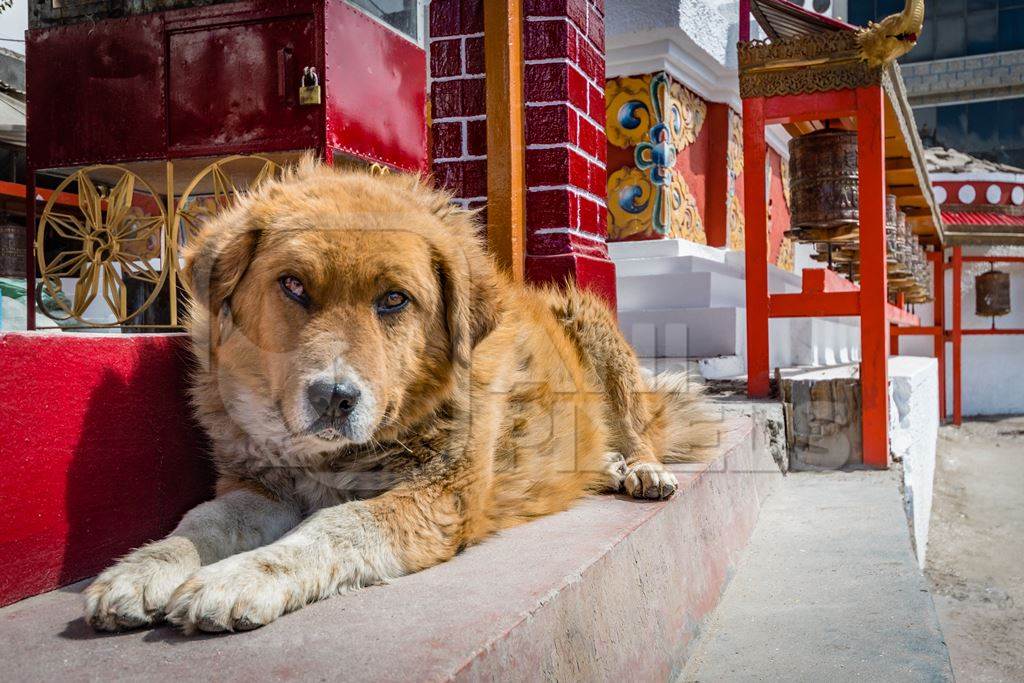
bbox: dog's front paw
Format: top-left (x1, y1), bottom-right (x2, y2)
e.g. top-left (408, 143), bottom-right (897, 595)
top-left (624, 462), bottom-right (678, 500)
top-left (84, 537), bottom-right (200, 632)
top-left (165, 553), bottom-right (301, 634)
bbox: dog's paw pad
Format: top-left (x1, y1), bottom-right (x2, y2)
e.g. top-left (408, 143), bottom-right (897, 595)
top-left (624, 462), bottom-right (678, 500)
top-left (604, 451), bottom-right (628, 492)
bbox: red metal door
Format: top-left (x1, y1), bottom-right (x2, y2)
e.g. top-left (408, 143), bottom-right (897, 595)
top-left (167, 12), bottom-right (320, 156)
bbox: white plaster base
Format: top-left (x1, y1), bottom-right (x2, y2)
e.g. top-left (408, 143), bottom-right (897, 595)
top-left (888, 355), bottom-right (939, 569)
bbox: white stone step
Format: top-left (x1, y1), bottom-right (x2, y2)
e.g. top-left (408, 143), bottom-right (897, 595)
top-left (614, 253), bottom-right (743, 278)
top-left (619, 307), bottom-right (743, 358)
top-left (615, 255), bottom-right (802, 295)
top-left (608, 237), bottom-right (728, 262)
top-left (617, 271), bottom-right (746, 311)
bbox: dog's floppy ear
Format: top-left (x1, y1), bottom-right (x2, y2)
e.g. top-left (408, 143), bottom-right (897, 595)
top-left (433, 219), bottom-right (501, 369)
top-left (183, 208), bottom-right (261, 328)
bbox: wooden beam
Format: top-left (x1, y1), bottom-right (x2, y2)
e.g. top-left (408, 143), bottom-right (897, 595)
top-left (885, 169), bottom-right (919, 186)
top-left (885, 158), bottom-right (916, 171)
top-left (483, 0), bottom-right (526, 280)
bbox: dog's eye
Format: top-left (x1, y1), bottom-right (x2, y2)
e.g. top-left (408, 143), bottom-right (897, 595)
top-left (279, 275), bottom-right (309, 306)
top-left (376, 291), bottom-right (409, 315)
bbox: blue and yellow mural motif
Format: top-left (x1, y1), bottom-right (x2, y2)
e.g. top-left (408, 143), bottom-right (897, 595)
top-left (606, 72), bottom-right (706, 242)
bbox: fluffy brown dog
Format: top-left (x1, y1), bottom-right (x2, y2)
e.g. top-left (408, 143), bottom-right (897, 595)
top-left (84, 161), bottom-right (714, 634)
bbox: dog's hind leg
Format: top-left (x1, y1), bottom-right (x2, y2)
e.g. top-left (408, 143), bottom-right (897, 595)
top-left (547, 287), bottom-right (678, 499)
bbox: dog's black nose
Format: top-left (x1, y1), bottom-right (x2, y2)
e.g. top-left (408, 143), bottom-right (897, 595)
top-left (308, 379), bottom-right (361, 420)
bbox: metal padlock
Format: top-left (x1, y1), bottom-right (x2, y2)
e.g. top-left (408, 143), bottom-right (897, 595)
top-left (299, 66), bottom-right (321, 105)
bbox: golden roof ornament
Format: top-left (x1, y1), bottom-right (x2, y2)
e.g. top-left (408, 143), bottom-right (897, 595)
top-left (856, 0), bottom-right (925, 67)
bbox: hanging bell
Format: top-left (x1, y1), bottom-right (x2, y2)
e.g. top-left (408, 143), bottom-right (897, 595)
top-left (976, 269), bottom-right (1011, 317)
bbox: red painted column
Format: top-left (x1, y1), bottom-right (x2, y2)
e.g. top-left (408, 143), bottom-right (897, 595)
top-left (521, 0), bottom-right (616, 307)
top-left (25, 172), bottom-right (36, 331)
top-left (742, 96), bottom-right (770, 397)
top-left (952, 245), bottom-right (963, 426)
top-left (929, 250), bottom-right (946, 421)
top-left (856, 85), bottom-right (889, 469)
top-left (705, 102), bottom-right (730, 248)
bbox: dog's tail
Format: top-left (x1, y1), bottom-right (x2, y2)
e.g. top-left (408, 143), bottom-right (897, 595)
top-left (648, 371), bottom-right (721, 463)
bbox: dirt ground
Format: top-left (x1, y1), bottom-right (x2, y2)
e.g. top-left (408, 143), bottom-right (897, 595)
top-left (926, 415), bottom-right (1024, 682)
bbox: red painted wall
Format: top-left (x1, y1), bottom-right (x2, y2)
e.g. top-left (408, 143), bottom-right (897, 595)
top-left (676, 118), bottom-right (711, 230)
top-left (27, 15), bottom-right (168, 168)
top-left (0, 334), bottom-right (215, 607)
top-left (767, 147), bottom-right (791, 266)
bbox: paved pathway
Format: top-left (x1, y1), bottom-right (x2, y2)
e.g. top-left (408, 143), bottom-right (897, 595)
top-left (684, 471), bottom-right (953, 682)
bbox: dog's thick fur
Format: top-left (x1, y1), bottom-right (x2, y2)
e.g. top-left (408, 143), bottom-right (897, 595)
top-left (84, 161), bottom-right (715, 634)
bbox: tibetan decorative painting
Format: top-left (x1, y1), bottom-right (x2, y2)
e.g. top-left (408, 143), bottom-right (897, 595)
top-left (606, 72), bottom-right (707, 242)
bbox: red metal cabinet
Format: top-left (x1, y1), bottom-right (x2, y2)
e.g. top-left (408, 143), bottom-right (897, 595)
top-left (26, 16), bottom-right (168, 168)
top-left (167, 12), bottom-right (320, 155)
top-left (27, 0), bottom-right (427, 172)
top-left (323, 1), bottom-right (427, 173)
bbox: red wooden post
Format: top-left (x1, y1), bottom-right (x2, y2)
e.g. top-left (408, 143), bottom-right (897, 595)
top-left (856, 85), bottom-right (889, 468)
top-left (739, 0), bottom-right (751, 42)
top-left (742, 96), bottom-right (770, 397)
top-left (929, 250), bottom-right (946, 421)
top-left (952, 245), bottom-right (963, 426)
top-left (25, 172), bottom-right (35, 331)
top-left (705, 103), bottom-right (731, 248)
top-left (890, 293), bottom-right (905, 354)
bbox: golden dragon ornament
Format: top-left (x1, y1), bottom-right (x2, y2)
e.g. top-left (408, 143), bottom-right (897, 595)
top-left (856, 0), bottom-right (925, 67)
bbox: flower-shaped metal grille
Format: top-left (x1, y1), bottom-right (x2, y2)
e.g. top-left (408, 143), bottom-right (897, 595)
top-left (174, 156), bottom-right (282, 294)
top-left (176, 156), bottom-right (281, 247)
top-left (36, 166), bottom-right (168, 327)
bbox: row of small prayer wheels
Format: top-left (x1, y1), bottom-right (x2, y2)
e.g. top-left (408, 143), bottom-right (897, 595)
top-left (786, 129), bottom-right (933, 303)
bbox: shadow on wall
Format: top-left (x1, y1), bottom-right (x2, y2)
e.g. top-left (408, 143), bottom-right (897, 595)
top-left (59, 350), bottom-right (215, 588)
top-left (0, 333), bottom-right (215, 606)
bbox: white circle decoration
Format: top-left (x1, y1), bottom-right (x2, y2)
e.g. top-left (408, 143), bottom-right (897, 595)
top-left (932, 185), bottom-right (947, 204)
top-left (1013, 186), bottom-right (1024, 205)
top-left (958, 184), bottom-right (976, 204)
top-left (986, 184), bottom-right (1002, 204)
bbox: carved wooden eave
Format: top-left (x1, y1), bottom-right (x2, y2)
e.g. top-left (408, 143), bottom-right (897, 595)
top-left (737, 33), bottom-right (879, 99)
top-left (738, 32), bottom-right (946, 245)
top-left (882, 63), bottom-right (945, 246)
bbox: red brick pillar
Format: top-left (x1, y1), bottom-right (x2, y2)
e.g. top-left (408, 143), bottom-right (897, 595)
top-left (522, 0), bottom-right (614, 306)
top-left (429, 0), bottom-right (616, 307)
top-left (429, 1), bottom-right (488, 215)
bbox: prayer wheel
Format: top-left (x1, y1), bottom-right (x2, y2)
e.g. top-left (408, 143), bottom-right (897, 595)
top-left (885, 195), bottom-right (899, 265)
top-left (0, 219), bottom-right (24, 278)
top-left (976, 270), bottom-right (1011, 317)
top-left (788, 129), bottom-right (859, 242)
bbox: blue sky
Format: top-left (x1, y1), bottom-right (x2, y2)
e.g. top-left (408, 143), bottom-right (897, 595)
top-left (0, 0), bottom-right (25, 55)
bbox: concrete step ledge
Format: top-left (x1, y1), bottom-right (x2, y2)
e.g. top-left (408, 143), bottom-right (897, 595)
top-left (0, 418), bottom-right (781, 681)
top-left (609, 238), bottom-right (729, 262)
